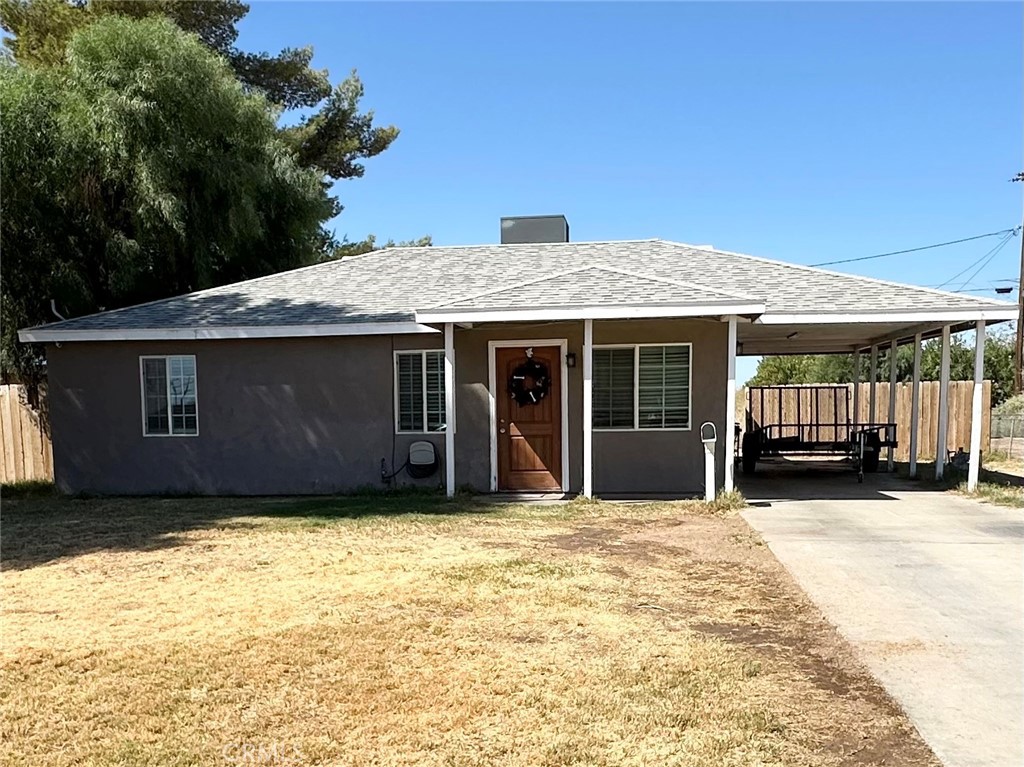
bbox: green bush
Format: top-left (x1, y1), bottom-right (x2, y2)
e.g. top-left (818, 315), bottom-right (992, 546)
top-left (994, 394), bottom-right (1024, 416)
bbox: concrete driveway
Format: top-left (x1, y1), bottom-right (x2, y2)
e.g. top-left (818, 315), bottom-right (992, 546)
top-left (741, 466), bottom-right (1024, 767)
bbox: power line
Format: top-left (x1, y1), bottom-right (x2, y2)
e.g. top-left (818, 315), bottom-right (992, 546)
top-left (810, 227), bottom-right (1019, 267)
top-left (928, 277), bottom-right (1016, 290)
top-left (948, 283), bottom-right (1018, 294)
top-left (953, 236), bottom-right (1016, 293)
top-left (932, 230), bottom-right (1017, 290)
top-left (949, 286), bottom-right (1012, 294)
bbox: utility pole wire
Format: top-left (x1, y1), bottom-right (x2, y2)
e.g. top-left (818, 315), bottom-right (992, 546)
top-left (954, 235), bottom-right (1016, 292)
top-left (810, 228), bottom-right (1019, 267)
top-left (1012, 172), bottom-right (1024, 394)
top-left (933, 230), bottom-right (1017, 290)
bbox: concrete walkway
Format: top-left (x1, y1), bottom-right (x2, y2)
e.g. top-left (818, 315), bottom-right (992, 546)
top-left (741, 466), bottom-right (1024, 767)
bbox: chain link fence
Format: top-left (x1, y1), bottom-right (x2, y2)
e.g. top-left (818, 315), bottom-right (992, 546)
top-left (991, 415), bottom-right (1024, 438)
top-left (990, 414), bottom-right (1024, 459)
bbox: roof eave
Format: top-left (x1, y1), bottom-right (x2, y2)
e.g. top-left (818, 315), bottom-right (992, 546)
top-left (757, 307), bottom-right (1018, 325)
top-left (18, 321), bottom-right (439, 343)
top-left (415, 302), bottom-right (767, 324)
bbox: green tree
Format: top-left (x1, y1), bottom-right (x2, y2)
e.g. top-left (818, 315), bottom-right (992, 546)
top-left (0, 0), bottom-right (398, 186)
top-left (747, 356), bottom-right (816, 386)
top-left (1, 15), bottom-right (333, 383)
top-left (330, 235), bottom-right (433, 260)
top-left (747, 326), bottom-right (1016, 405)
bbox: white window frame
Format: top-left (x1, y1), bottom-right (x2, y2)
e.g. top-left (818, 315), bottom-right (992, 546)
top-left (393, 349), bottom-right (447, 434)
top-left (139, 355), bottom-right (199, 437)
top-left (592, 343), bottom-right (692, 432)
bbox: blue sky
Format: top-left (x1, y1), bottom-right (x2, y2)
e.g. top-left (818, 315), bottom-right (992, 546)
top-left (238, 2), bottom-right (1022, 382)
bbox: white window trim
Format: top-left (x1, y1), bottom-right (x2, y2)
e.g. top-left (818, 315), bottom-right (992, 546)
top-left (393, 349), bottom-right (447, 434)
top-left (592, 343), bottom-right (693, 432)
top-left (139, 355), bottom-right (199, 438)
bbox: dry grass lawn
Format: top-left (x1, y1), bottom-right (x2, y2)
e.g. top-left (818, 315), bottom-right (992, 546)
top-left (1, 493), bottom-right (937, 766)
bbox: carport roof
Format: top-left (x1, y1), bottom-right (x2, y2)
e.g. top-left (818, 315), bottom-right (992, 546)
top-left (18, 238), bottom-right (1016, 346)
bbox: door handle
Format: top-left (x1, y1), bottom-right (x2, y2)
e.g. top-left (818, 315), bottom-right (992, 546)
top-left (499, 428), bottom-right (506, 434)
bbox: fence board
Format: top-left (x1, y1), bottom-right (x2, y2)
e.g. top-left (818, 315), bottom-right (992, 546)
top-left (21, 401), bottom-right (36, 477)
top-left (0, 384), bottom-right (53, 484)
top-left (741, 381), bottom-right (990, 461)
top-left (1, 389), bottom-right (17, 480)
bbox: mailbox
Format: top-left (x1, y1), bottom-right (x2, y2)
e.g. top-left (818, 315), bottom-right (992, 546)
top-left (700, 422), bottom-right (717, 445)
top-left (700, 421), bottom-right (717, 502)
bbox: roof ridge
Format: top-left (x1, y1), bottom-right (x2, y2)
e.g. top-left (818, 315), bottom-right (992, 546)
top-left (658, 240), bottom-right (1017, 309)
top-left (377, 237), bottom-right (659, 253)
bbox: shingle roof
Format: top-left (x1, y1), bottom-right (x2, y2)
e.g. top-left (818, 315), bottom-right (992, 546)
top-left (24, 239), bottom-right (1015, 333)
top-left (431, 265), bottom-right (755, 309)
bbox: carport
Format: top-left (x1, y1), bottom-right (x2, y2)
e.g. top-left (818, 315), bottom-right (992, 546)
top-left (727, 306), bottom-right (1016, 491)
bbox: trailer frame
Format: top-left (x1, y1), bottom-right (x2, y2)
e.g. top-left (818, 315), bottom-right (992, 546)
top-left (741, 384), bottom-right (897, 481)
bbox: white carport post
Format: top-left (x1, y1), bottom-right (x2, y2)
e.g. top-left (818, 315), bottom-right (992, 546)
top-left (887, 339), bottom-right (897, 471)
top-left (851, 349), bottom-right (861, 424)
top-left (868, 345), bottom-right (878, 423)
top-left (968, 320), bottom-right (987, 491)
top-left (909, 333), bottom-right (922, 478)
top-left (724, 316), bottom-right (737, 492)
top-left (444, 322), bottom-right (456, 498)
top-left (583, 319), bottom-right (594, 498)
top-left (935, 325), bottom-right (951, 480)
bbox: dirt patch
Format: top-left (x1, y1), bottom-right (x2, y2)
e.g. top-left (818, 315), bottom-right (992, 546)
top-left (1, 497), bottom-right (939, 767)
top-left (548, 512), bottom-right (939, 767)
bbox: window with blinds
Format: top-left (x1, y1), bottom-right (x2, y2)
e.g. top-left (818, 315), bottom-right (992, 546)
top-left (396, 351), bottom-right (446, 432)
top-left (592, 344), bottom-right (691, 430)
top-left (638, 345), bottom-right (690, 429)
top-left (593, 348), bottom-right (635, 428)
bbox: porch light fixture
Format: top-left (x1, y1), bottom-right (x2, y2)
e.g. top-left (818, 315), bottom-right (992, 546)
top-left (565, 352), bottom-right (577, 368)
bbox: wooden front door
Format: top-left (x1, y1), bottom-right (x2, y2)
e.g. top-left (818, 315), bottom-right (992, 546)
top-left (496, 346), bottom-right (563, 491)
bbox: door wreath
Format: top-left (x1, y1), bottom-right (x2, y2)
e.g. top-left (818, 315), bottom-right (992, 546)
top-left (508, 357), bottom-right (550, 406)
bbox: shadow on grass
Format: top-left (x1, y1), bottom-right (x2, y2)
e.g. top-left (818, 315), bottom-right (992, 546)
top-left (0, 490), bottom-right (508, 572)
top-left (979, 467), bottom-right (1024, 487)
top-left (891, 461), bottom-right (1024, 489)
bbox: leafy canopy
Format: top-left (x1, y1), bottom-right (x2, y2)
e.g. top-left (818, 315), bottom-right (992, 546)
top-left (0, 15), bottom-right (333, 382)
top-left (748, 326), bottom-right (1017, 405)
top-left (0, 0), bottom-right (399, 183)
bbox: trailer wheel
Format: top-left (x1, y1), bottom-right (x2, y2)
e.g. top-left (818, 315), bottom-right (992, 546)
top-left (741, 432), bottom-right (760, 474)
top-left (862, 432), bottom-right (881, 473)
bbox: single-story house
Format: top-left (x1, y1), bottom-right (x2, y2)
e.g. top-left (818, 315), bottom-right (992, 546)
top-left (19, 215), bottom-right (1016, 497)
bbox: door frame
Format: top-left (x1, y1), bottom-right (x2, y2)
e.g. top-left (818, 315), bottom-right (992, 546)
top-left (487, 338), bottom-right (569, 492)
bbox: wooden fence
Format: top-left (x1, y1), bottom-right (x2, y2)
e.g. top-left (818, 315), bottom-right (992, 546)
top-left (739, 381), bottom-right (990, 461)
top-left (0, 384), bottom-right (53, 483)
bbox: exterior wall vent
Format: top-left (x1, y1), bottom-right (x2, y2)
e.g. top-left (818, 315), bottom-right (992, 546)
top-left (500, 215), bottom-right (569, 244)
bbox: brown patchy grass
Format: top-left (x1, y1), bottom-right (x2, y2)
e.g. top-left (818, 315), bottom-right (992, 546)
top-left (958, 480), bottom-right (1024, 508)
top-left (0, 495), bottom-right (936, 767)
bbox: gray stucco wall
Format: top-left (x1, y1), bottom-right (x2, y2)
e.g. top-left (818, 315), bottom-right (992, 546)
top-left (47, 336), bottom-right (444, 495)
top-left (591, 319), bottom-right (728, 495)
top-left (45, 318), bottom-right (729, 496)
top-left (453, 322), bottom-right (584, 492)
top-left (452, 318), bottom-right (727, 495)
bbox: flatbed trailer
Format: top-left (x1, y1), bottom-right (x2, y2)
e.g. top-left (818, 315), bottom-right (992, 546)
top-left (741, 384), bottom-right (897, 481)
